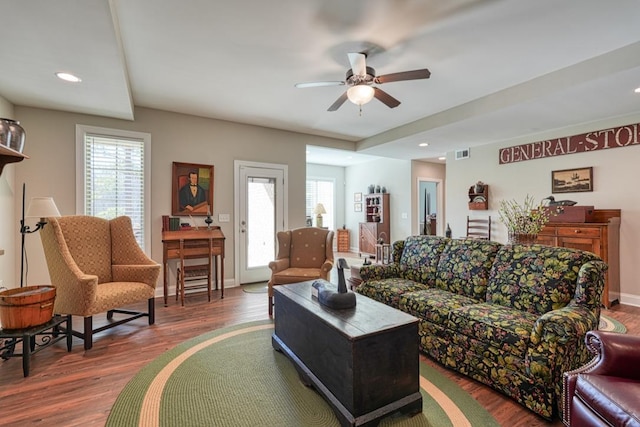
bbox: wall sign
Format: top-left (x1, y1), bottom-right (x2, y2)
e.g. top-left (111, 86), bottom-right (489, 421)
top-left (499, 122), bottom-right (640, 164)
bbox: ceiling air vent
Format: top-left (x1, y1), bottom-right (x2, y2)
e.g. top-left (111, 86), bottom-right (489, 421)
top-left (455, 148), bottom-right (470, 160)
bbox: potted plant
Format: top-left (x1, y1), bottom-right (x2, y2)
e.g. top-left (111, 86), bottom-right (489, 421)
top-left (498, 195), bottom-right (551, 244)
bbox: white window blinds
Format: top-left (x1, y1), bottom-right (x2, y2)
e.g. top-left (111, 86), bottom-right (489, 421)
top-left (78, 126), bottom-right (150, 251)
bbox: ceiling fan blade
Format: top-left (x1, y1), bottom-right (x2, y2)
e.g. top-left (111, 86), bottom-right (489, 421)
top-left (327, 92), bottom-right (348, 111)
top-left (373, 87), bottom-right (401, 108)
top-left (295, 81), bottom-right (345, 89)
top-left (375, 69), bottom-right (431, 84)
top-left (347, 52), bottom-right (367, 77)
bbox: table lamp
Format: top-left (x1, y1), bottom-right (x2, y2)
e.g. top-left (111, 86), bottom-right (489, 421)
top-left (20, 184), bottom-right (61, 287)
top-left (314, 203), bottom-right (326, 228)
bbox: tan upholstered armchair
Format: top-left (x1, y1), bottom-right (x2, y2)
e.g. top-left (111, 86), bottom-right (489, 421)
top-left (267, 227), bottom-right (334, 315)
top-left (40, 215), bottom-right (160, 350)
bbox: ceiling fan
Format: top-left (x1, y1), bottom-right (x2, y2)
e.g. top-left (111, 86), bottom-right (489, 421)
top-left (295, 52), bottom-right (431, 112)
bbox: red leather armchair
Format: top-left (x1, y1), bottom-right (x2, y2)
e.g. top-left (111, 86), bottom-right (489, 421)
top-left (563, 330), bottom-right (640, 427)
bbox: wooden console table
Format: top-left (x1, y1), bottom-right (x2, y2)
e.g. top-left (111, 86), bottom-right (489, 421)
top-left (162, 228), bottom-right (225, 306)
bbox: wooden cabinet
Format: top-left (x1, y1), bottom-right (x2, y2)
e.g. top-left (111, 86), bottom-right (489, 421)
top-left (359, 193), bottom-right (390, 257)
top-left (0, 145), bottom-right (27, 175)
top-left (536, 209), bottom-right (621, 308)
top-left (336, 228), bottom-right (350, 252)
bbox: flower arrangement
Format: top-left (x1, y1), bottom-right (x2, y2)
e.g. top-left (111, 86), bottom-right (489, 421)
top-left (498, 195), bottom-right (551, 240)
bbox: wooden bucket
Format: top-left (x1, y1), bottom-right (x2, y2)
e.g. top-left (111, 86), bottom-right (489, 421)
top-left (0, 285), bottom-right (56, 330)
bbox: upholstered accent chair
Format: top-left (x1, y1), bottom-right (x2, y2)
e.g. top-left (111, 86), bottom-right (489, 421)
top-left (40, 215), bottom-right (160, 350)
top-left (267, 227), bottom-right (334, 315)
top-left (563, 330), bottom-right (640, 426)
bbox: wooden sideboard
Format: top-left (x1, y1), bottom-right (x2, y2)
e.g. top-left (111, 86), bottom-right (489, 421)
top-left (536, 209), bottom-right (620, 308)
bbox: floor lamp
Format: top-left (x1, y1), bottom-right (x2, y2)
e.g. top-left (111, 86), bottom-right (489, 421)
top-left (19, 183), bottom-right (61, 287)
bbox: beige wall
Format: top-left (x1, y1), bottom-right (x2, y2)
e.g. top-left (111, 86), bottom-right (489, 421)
top-left (0, 96), bottom-right (16, 289)
top-left (446, 113), bottom-right (640, 306)
top-left (13, 106), bottom-right (353, 290)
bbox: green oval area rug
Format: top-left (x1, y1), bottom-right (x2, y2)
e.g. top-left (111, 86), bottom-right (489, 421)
top-left (599, 314), bottom-right (626, 333)
top-left (107, 320), bottom-right (499, 427)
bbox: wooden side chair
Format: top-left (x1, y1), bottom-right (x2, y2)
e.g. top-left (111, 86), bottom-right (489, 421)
top-left (466, 215), bottom-right (491, 240)
top-left (176, 238), bottom-right (213, 306)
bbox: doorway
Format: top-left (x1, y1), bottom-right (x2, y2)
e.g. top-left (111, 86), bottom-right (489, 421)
top-left (417, 177), bottom-right (443, 236)
top-left (234, 161), bottom-right (287, 284)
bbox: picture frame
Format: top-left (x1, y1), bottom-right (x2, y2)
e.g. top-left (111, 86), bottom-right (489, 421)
top-left (551, 167), bottom-right (593, 194)
top-left (354, 203), bottom-right (362, 212)
top-left (354, 192), bottom-right (362, 202)
top-left (172, 162), bottom-right (214, 216)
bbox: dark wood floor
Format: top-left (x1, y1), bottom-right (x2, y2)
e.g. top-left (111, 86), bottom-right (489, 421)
top-left (1, 281), bottom-right (638, 426)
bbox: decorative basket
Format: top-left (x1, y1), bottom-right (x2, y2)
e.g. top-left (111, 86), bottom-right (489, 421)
top-left (0, 286), bottom-right (56, 330)
top-left (508, 233), bottom-right (538, 245)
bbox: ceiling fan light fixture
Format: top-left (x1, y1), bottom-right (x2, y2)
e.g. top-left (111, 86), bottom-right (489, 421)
top-left (347, 85), bottom-right (374, 106)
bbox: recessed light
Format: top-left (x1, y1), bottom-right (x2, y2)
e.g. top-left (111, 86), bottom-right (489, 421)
top-left (419, 143), bottom-right (429, 147)
top-left (55, 72), bottom-right (82, 83)
top-left (438, 156), bottom-right (446, 161)
top-left (635, 87), bottom-right (640, 93)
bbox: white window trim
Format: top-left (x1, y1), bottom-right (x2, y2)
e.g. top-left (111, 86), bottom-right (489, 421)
top-left (75, 124), bottom-right (152, 254)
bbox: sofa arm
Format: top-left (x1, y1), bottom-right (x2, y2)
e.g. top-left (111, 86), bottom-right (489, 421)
top-left (575, 331), bottom-right (640, 380)
top-left (360, 263), bottom-right (400, 281)
top-left (562, 330), bottom-right (640, 425)
top-left (268, 258), bottom-right (290, 274)
top-left (528, 305), bottom-right (599, 382)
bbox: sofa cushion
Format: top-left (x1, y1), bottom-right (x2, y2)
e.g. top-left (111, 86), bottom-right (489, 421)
top-left (400, 288), bottom-right (478, 326)
top-left (356, 278), bottom-right (429, 308)
top-left (447, 303), bottom-right (538, 358)
top-left (435, 238), bottom-right (502, 300)
top-left (574, 374), bottom-right (640, 427)
top-left (486, 244), bottom-right (599, 315)
top-left (398, 235), bottom-right (447, 286)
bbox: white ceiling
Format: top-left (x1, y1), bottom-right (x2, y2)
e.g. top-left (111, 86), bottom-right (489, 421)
top-left (2, 0), bottom-right (640, 166)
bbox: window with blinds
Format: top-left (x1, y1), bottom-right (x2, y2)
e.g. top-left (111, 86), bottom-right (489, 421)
top-left (76, 125), bottom-right (151, 252)
top-left (306, 178), bottom-right (334, 229)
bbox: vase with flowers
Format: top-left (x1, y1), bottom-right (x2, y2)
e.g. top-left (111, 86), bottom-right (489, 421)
top-left (498, 195), bottom-right (551, 244)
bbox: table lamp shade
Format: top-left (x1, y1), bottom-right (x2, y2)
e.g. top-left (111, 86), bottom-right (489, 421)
top-left (26, 197), bottom-right (61, 219)
top-left (313, 203), bottom-right (326, 215)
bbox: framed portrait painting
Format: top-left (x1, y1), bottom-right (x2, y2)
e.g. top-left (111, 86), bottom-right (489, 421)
top-left (551, 167), bottom-right (593, 194)
top-left (172, 162), bottom-right (214, 215)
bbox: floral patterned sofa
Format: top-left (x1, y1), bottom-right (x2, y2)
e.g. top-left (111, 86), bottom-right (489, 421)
top-left (355, 235), bottom-right (607, 419)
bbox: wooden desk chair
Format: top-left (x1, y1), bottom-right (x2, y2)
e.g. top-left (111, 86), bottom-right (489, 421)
top-left (176, 238), bottom-right (213, 306)
top-left (466, 215), bottom-right (491, 240)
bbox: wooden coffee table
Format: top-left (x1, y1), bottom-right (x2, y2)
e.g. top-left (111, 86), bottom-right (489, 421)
top-left (272, 281), bottom-right (422, 427)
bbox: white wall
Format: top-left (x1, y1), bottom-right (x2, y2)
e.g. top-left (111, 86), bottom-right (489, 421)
top-left (344, 158), bottom-right (413, 251)
top-left (0, 96), bottom-right (16, 289)
top-left (446, 114), bottom-right (640, 306)
top-left (12, 106), bottom-right (353, 289)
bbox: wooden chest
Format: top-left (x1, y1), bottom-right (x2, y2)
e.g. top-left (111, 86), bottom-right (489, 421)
top-left (545, 205), bottom-right (595, 223)
top-left (273, 281), bottom-right (422, 426)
